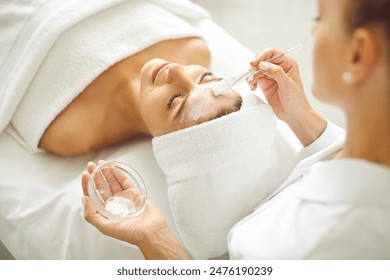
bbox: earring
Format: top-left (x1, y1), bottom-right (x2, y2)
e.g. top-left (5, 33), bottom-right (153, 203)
top-left (342, 71), bottom-right (353, 84)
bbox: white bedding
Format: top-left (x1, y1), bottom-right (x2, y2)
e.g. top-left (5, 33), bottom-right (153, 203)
top-left (0, 7), bottom-right (287, 258)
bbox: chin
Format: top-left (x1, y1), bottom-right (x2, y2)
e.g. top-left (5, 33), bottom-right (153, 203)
top-left (140, 60), bottom-right (158, 90)
top-left (141, 59), bottom-right (156, 77)
top-left (312, 85), bottom-right (337, 105)
top-left (312, 90), bottom-right (326, 103)
top-left (144, 58), bottom-right (167, 70)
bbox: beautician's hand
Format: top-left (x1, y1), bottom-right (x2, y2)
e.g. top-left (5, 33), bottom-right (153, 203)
top-left (248, 49), bottom-right (327, 146)
top-left (81, 161), bottom-right (189, 260)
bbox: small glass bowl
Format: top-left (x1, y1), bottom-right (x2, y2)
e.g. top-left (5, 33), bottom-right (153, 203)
top-left (88, 161), bottom-right (147, 220)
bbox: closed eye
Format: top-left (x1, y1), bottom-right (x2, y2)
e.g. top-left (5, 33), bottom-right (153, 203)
top-left (166, 72), bottom-right (221, 111)
top-left (198, 72), bottom-right (213, 84)
top-left (166, 93), bottom-right (181, 110)
top-left (198, 71), bottom-right (223, 84)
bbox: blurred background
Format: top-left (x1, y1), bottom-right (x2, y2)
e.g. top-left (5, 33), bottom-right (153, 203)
top-left (192, 0), bottom-right (345, 128)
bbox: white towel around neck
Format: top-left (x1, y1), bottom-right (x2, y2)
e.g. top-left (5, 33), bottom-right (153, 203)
top-left (152, 100), bottom-right (281, 259)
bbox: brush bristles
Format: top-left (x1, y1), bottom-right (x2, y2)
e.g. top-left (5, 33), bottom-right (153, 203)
top-left (209, 80), bottom-right (230, 96)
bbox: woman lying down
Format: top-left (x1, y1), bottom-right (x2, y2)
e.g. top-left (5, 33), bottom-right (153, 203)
top-left (38, 21), bottom-right (286, 259)
top-left (43, 49), bottom-right (283, 258)
top-left (82, 95), bottom-right (283, 259)
top-left (40, 35), bottom-right (283, 258)
top-left (43, 50), bottom-right (284, 258)
top-left (40, 55), bottom-right (243, 155)
top-left (5, 0), bottom-right (245, 155)
top-left (4, 0), bottom-right (296, 259)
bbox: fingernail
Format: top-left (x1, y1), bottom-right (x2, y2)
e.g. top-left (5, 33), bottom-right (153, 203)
top-left (260, 61), bottom-right (270, 71)
top-left (81, 196), bottom-right (86, 206)
top-left (247, 75), bottom-right (254, 82)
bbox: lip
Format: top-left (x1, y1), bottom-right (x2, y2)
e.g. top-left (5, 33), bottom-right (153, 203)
top-left (152, 62), bottom-right (169, 84)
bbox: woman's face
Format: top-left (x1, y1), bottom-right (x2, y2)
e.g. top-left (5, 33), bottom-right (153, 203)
top-left (139, 58), bottom-right (241, 136)
top-left (311, 0), bottom-right (351, 104)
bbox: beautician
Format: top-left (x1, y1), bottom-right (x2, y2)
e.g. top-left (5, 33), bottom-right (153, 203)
top-left (81, 0), bottom-right (390, 259)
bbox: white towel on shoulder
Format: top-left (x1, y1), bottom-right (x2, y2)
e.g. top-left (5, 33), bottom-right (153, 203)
top-left (152, 100), bottom-right (281, 259)
top-left (0, 0), bottom-right (209, 152)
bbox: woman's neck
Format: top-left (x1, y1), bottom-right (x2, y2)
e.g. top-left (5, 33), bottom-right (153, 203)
top-left (96, 55), bottom-right (149, 142)
top-left (112, 61), bottom-right (148, 135)
top-left (339, 90), bottom-right (390, 167)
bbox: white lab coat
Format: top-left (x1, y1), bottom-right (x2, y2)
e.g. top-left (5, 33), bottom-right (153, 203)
top-left (228, 122), bottom-right (390, 259)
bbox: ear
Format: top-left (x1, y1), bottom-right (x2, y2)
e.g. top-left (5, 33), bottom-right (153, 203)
top-left (345, 28), bottom-right (379, 83)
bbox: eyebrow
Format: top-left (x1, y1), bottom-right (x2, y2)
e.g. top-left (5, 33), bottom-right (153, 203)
top-left (205, 77), bottom-right (223, 83)
top-left (174, 94), bottom-right (189, 120)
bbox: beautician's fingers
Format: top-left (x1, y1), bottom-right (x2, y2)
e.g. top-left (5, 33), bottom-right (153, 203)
top-left (110, 167), bottom-right (135, 190)
top-left (247, 71), bottom-right (268, 91)
top-left (250, 48), bottom-right (292, 69)
top-left (92, 169), bottom-right (113, 201)
top-left (90, 160), bottom-right (116, 196)
top-left (249, 48), bottom-right (298, 81)
top-left (83, 193), bottom-right (142, 245)
top-left (81, 171), bottom-right (90, 196)
top-left (93, 160), bottom-right (122, 195)
top-left (82, 195), bottom-right (111, 229)
top-left (255, 62), bottom-right (290, 86)
top-left (87, 161), bottom-right (96, 174)
top-left (94, 173), bottom-right (113, 200)
top-left (248, 55), bottom-right (312, 128)
top-left (246, 75), bottom-right (257, 91)
top-left (133, 191), bottom-right (146, 209)
top-left (82, 170), bottom-right (111, 207)
top-left (121, 188), bottom-right (145, 208)
top-left (100, 166), bottom-right (123, 194)
top-left (82, 195), bottom-right (96, 214)
top-left (246, 62), bottom-right (289, 93)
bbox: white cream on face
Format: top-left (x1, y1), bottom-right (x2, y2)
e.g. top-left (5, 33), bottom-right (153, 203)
top-left (180, 86), bottom-right (216, 123)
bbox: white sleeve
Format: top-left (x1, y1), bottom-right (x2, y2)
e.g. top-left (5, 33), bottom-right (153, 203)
top-left (299, 121), bottom-right (345, 160)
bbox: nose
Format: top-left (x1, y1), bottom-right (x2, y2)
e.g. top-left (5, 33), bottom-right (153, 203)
top-left (165, 64), bottom-right (193, 86)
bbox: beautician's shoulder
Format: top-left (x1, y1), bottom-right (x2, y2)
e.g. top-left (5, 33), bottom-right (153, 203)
top-left (228, 159), bottom-right (390, 259)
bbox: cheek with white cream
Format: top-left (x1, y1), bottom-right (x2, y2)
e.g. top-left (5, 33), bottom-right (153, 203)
top-left (180, 86), bottom-right (217, 123)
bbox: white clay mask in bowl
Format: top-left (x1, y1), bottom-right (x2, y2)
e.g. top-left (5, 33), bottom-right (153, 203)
top-left (88, 161), bottom-right (147, 220)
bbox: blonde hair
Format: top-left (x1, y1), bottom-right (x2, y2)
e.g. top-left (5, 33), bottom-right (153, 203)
top-left (213, 95), bottom-right (242, 120)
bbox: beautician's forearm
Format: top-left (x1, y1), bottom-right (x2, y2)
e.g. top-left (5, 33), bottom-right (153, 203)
top-left (288, 109), bottom-right (327, 147)
top-left (138, 227), bottom-right (190, 260)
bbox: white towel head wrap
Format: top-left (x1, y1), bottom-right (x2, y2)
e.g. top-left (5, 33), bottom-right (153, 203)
top-left (2, 0), bottom-right (206, 152)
